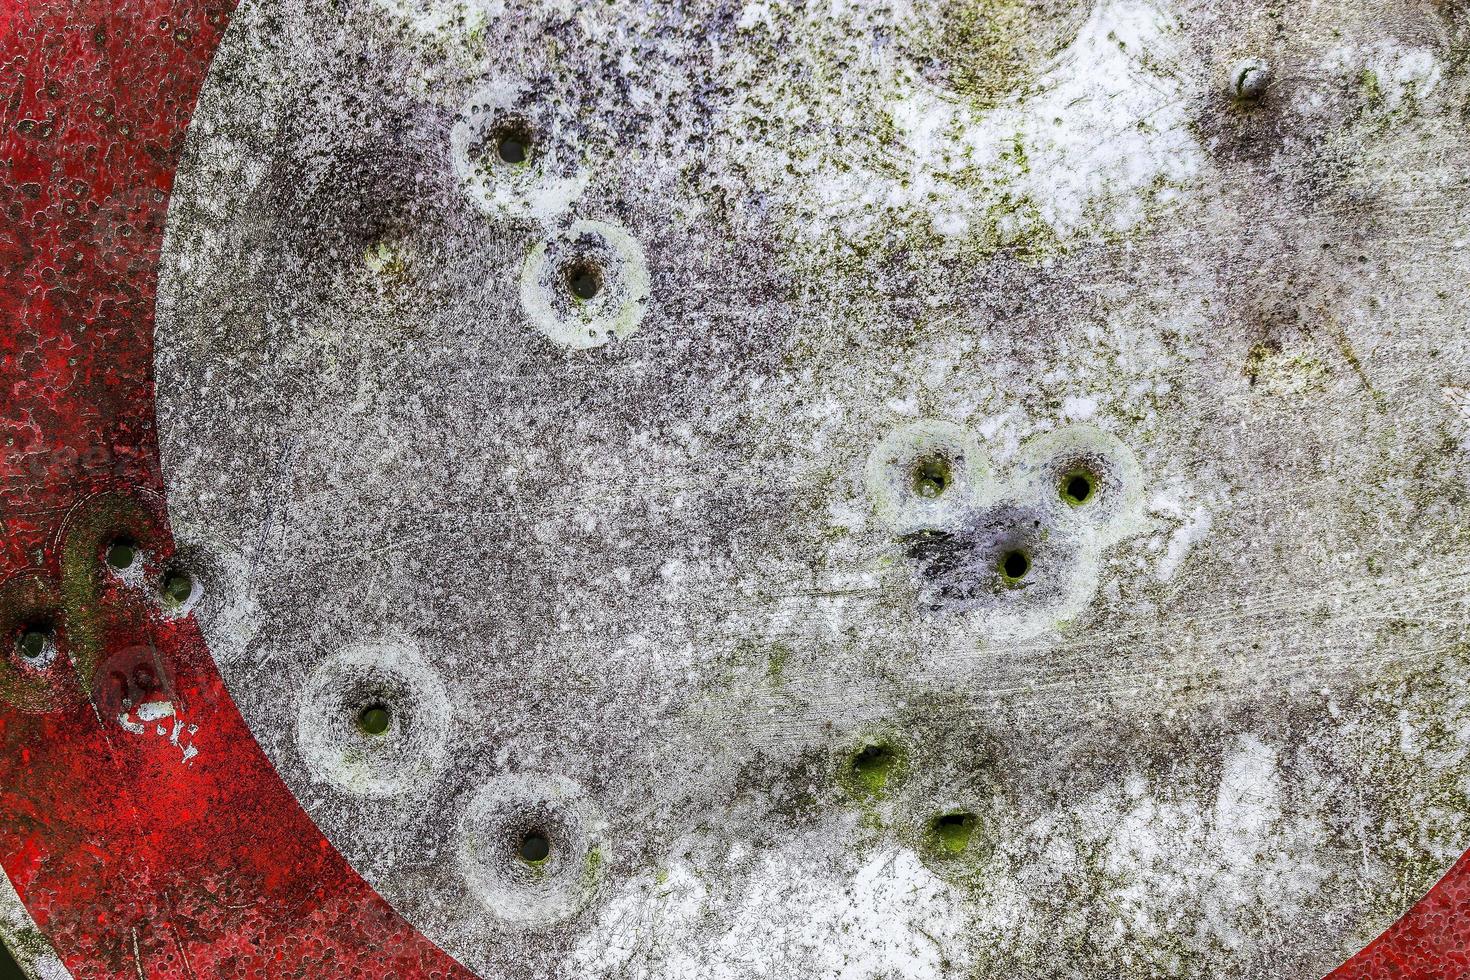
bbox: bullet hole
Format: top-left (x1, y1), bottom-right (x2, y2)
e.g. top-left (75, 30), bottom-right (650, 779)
top-left (356, 702), bottom-right (392, 736)
top-left (16, 626), bottom-right (51, 662)
top-left (565, 260), bottom-right (603, 301)
top-left (912, 453), bottom-right (953, 499)
top-left (161, 570), bottom-right (194, 605)
top-left (105, 539), bottom-right (137, 570)
top-left (497, 134), bottom-right (528, 164)
top-left (851, 742), bottom-right (899, 794)
top-left (489, 119), bottom-right (533, 166)
top-left (519, 829), bottom-right (551, 864)
top-left (1060, 470), bottom-right (1097, 507)
top-left (930, 811), bottom-right (978, 854)
top-left (1232, 59), bottom-right (1271, 102)
top-left (999, 549), bottom-right (1031, 584)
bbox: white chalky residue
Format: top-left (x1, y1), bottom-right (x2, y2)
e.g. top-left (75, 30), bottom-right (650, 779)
top-left (1015, 0), bottom-right (1202, 236)
top-left (567, 848), bottom-right (970, 979)
top-left (1215, 736), bottom-right (1281, 848)
top-left (1024, 738), bottom-right (1331, 958)
top-left (1062, 394), bottom-right (1099, 420)
top-left (736, 0), bottom-right (774, 31)
top-left (1150, 489), bottom-right (1214, 583)
top-left (368, 0), bottom-right (488, 36)
top-left (932, 211), bottom-right (970, 238)
top-left (1341, 41), bottom-right (1444, 111)
top-left (116, 699), bottom-right (202, 765)
top-left (1158, 504), bottom-right (1211, 583)
top-left (723, 0), bottom-right (1202, 250)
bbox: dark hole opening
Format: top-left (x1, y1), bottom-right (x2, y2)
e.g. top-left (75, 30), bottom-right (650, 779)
top-left (106, 539), bottom-right (137, 570)
top-left (1063, 472), bottom-right (1096, 506)
top-left (932, 811), bottom-right (978, 854)
top-left (497, 135), bottom-right (528, 164)
top-left (161, 570), bottom-right (193, 605)
top-left (519, 829), bottom-right (551, 864)
top-left (17, 626), bottom-right (51, 661)
top-left (851, 743), bottom-right (898, 793)
top-left (912, 453), bottom-right (952, 499)
top-left (1001, 549), bottom-right (1030, 581)
top-left (486, 119), bottom-right (533, 166)
top-left (566, 261), bottom-right (603, 301)
top-left (356, 703), bottom-right (392, 736)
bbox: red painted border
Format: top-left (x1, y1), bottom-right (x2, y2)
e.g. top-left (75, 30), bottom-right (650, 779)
top-left (0, 0), bottom-right (472, 976)
top-left (0, 0), bottom-right (1461, 975)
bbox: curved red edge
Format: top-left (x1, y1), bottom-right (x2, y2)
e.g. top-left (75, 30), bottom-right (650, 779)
top-left (0, 0), bottom-right (1462, 976)
top-left (0, 0), bottom-right (472, 976)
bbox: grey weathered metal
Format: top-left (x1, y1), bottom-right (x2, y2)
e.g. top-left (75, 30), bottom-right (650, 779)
top-left (150, 0), bottom-right (1470, 976)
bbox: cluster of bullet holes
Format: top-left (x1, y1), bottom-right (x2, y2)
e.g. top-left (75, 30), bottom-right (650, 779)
top-left (341, 684), bottom-right (556, 874)
top-left (910, 449), bottom-right (1100, 535)
top-left (10, 537), bottom-right (200, 678)
top-left (449, 86), bottom-right (649, 349)
top-left (869, 421), bottom-right (1142, 629)
top-left (844, 739), bottom-right (983, 860)
top-left (959, 466), bottom-right (1096, 589)
top-left (103, 536), bottom-right (197, 613)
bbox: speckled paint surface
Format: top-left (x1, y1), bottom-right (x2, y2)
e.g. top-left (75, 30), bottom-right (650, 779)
top-left (6, 0), bottom-right (1470, 977)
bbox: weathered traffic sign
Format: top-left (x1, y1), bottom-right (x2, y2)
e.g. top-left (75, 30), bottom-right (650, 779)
top-left (5, 0), bottom-right (1470, 976)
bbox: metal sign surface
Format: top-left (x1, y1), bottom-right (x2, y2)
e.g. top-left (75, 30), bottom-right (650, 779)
top-left (4, 0), bottom-right (1470, 977)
